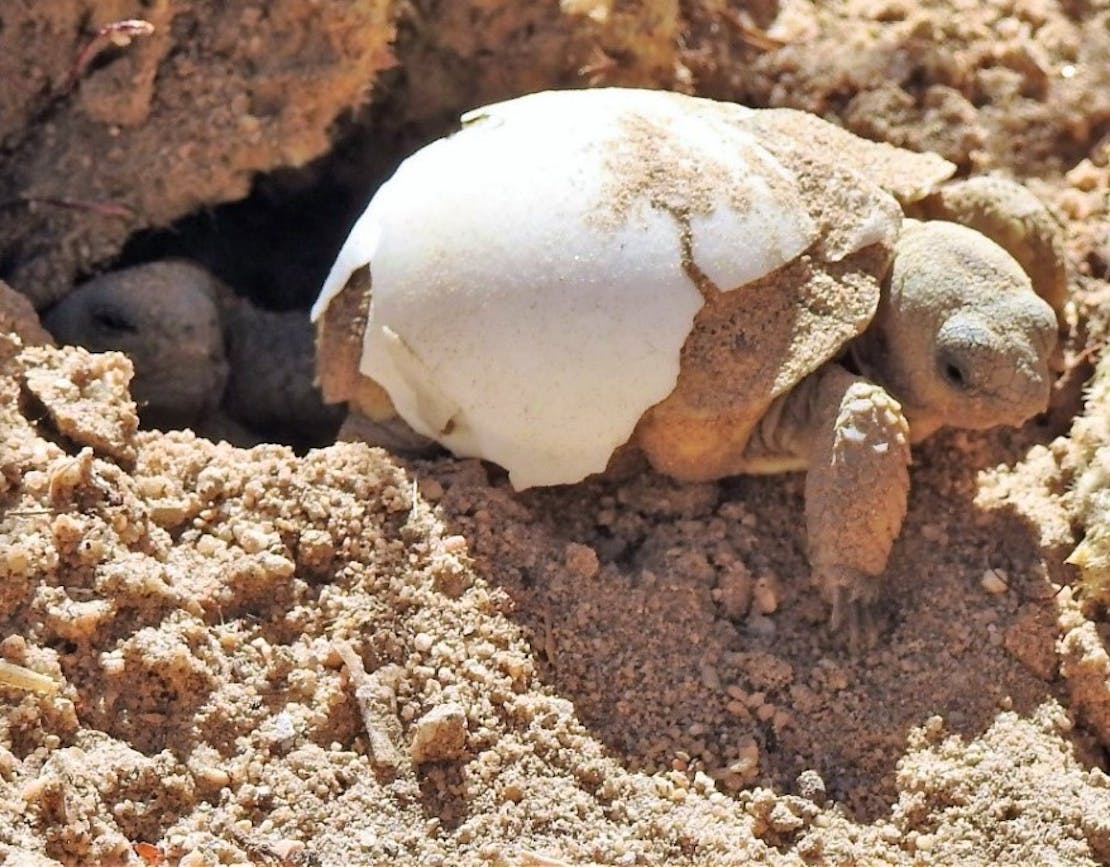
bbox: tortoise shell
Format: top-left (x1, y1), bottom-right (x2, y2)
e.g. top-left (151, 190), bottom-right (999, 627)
top-left (313, 88), bottom-right (954, 487)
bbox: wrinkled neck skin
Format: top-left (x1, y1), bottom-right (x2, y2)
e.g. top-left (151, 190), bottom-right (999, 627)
top-left (848, 319), bottom-right (946, 445)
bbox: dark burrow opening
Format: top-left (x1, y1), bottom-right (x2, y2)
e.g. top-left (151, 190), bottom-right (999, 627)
top-left (42, 102), bottom-right (459, 452)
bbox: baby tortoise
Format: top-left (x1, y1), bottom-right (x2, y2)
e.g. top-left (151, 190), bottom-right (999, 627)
top-left (44, 259), bottom-right (341, 446)
top-left (313, 88), bottom-right (1064, 643)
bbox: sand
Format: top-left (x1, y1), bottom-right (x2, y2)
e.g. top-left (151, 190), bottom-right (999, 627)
top-left (1, 0), bottom-right (1109, 865)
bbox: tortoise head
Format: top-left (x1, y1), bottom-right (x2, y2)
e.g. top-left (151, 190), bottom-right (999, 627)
top-left (853, 220), bottom-right (1057, 441)
top-left (43, 260), bottom-right (229, 429)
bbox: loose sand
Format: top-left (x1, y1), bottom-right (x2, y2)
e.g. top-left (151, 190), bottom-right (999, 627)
top-left (1, 0), bottom-right (1109, 864)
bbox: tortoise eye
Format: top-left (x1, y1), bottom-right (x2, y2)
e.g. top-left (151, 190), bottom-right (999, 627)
top-left (91, 305), bottom-right (138, 334)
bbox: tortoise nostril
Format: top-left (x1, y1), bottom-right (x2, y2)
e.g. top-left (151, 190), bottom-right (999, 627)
top-left (943, 362), bottom-right (965, 389)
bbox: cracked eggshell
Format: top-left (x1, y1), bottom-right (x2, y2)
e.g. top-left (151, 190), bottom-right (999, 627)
top-left (313, 89), bottom-right (819, 488)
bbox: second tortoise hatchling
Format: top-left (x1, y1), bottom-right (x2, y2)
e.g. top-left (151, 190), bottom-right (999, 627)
top-left (44, 260), bottom-right (342, 446)
top-left (312, 88), bottom-right (1064, 643)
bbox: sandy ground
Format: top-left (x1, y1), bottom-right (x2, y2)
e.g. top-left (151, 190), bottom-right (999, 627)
top-left (1, 1), bottom-right (1110, 865)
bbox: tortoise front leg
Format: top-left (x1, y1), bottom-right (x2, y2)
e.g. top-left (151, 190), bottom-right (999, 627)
top-left (753, 365), bottom-right (912, 646)
top-left (808, 371), bottom-right (910, 644)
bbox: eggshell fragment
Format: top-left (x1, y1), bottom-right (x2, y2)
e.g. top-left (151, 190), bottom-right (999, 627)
top-left (314, 89), bottom-right (819, 488)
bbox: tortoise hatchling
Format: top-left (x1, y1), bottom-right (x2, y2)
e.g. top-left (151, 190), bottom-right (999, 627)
top-left (44, 260), bottom-right (341, 445)
top-left (313, 88), bottom-right (1063, 642)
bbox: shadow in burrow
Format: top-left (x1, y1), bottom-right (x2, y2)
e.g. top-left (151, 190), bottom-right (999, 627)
top-left (419, 419), bottom-right (1083, 822)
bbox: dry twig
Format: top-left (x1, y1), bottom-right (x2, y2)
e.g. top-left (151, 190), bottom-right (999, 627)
top-left (334, 640), bottom-right (408, 771)
top-left (0, 659), bottom-right (59, 695)
top-left (66, 18), bottom-right (156, 91)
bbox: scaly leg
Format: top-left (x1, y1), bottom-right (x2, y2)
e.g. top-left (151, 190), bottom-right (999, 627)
top-left (748, 365), bottom-right (912, 646)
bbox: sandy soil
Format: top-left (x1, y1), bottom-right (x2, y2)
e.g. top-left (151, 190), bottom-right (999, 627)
top-left (1, 1), bottom-right (1109, 865)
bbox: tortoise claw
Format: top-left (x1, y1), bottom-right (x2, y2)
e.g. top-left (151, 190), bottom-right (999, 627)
top-left (820, 570), bottom-right (886, 652)
top-left (828, 586), bottom-right (884, 652)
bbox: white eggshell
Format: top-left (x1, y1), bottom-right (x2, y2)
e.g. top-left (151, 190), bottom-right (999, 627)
top-left (313, 88), bottom-right (819, 488)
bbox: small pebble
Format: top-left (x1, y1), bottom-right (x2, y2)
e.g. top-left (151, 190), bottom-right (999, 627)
top-left (564, 542), bottom-right (600, 579)
top-left (195, 766), bottom-right (231, 788)
top-left (699, 662), bottom-right (722, 692)
top-left (796, 769), bottom-right (827, 805)
top-left (273, 839), bottom-right (305, 860)
top-left (920, 523), bottom-right (946, 542)
top-left (441, 535), bottom-right (467, 553)
top-left (410, 702), bottom-right (468, 764)
top-left (752, 576), bottom-right (779, 614)
top-left (981, 568), bottom-right (1009, 595)
top-left (419, 478), bottom-right (445, 500)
